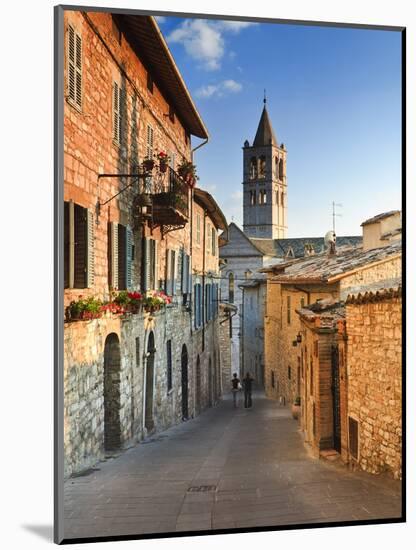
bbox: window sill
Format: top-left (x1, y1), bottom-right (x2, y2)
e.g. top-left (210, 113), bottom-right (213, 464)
top-left (66, 96), bottom-right (82, 114)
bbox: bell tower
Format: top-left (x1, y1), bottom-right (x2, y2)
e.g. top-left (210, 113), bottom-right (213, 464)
top-left (242, 95), bottom-right (287, 239)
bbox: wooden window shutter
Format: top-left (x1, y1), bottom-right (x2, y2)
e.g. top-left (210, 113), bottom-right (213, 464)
top-left (64, 201), bottom-right (70, 288)
top-left (153, 239), bottom-right (159, 290)
top-left (171, 249), bottom-right (178, 295)
top-left (75, 33), bottom-right (82, 108)
top-left (118, 225), bottom-right (126, 290)
top-left (67, 25), bottom-right (76, 105)
top-left (126, 226), bottom-right (133, 289)
top-left (142, 237), bottom-right (151, 291)
top-left (109, 222), bottom-right (119, 289)
top-left (67, 25), bottom-right (82, 109)
top-left (86, 209), bottom-right (95, 288)
top-left (73, 204), bottom-right (88, 288)
top-left (165, 249), bottom-right (172, 295)
top-left (113, 81), bottom-right (120, 143)
top-left (146, 125), bottom-right (154, 159)
top-left (181, 252), bottom-right (189, 294)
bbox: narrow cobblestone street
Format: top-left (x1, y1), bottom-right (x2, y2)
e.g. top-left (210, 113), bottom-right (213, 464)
top-left (64, 392), bottom-right (401, 540)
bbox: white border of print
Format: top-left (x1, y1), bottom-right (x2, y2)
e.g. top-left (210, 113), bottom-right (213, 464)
top-left (2, 1), bottom-right (412, 549)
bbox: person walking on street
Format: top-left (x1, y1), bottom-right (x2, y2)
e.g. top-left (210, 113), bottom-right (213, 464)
top-left (230, 372), bottom-right (241, 408)
top-left (243, 372), bottom-right (255, 408)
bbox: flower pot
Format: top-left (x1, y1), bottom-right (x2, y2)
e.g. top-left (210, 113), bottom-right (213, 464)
top-left (143, 159), bottom-right (155, 171)
top-left (159, 162), bottom-right (168, 173)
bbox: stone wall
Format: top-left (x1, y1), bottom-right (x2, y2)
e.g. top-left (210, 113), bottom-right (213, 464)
top-left (339, 256), bottom-right (401, 300)
top-left (64, 306), bottom-right (221, 478)
top-left (264, 281), bottom-right (338, 404)
top-left (298, 317), bottom-right (348, 459)
top-left (346, 292), bottom-right (402, 479)
top-left (241, 282), bottom-right (266, 386)
top-left (219, 305), bottom-right (233, 394)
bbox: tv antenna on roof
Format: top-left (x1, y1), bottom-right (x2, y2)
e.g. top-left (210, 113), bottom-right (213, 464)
top-left (332, 201), bottom-right (343, 233)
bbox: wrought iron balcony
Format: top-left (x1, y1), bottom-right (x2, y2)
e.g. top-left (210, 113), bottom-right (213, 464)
top-left (151, 166), bottom-right (190, 233)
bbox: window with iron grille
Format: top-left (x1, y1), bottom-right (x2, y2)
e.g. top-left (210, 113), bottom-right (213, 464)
top-left (271, 371), bottom-right (275, 388)
top-left (67, 24), bottom-right (82, 110)
top-left (349, 417), bottom-right (359, 459)
top-left (211, 227), bottom-right (216, 255)
top-left (166, 340), bottom-right (173, 392)
top-left (287, 295), bottom-right (291, 325)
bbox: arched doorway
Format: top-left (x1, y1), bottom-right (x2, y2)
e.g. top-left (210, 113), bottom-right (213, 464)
top-left (208, 357), bottom-right (213, 407)
top-left (181, 345), bottom-right (189, 419)
top-left (196, 355), bottom-right (201, 415)
top-left (104, 333), bottom-right (121, 451)
top-left (144, 332), bottom-right (155, 432)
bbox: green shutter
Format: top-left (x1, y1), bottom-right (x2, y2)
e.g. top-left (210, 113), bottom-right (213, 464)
top-left (109, 222), bottom-right (119, 290)
top-left (153, 239), bottom-right (159, 290)
top-left (126, 226), bottom-right (132, 289)
top-left (142, 237), bottom-right (150, 291)
top-left (165, 249), bottom-right (172, 295)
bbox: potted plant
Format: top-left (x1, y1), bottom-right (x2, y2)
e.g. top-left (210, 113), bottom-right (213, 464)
top-left (143, 290), bottom-right (172, 313)
top-left (177, 158), bottom-right (198, 185)
top-left (66, 296), bottom-right (103, 321)
top-left (157, 151), bottom-right (169, 173)
top-left (143, 156), bottom-right (155, 171)
top-left (291, 396), bottom-right (301, 420)
top-left (111, 290), bottom-right (143, 314)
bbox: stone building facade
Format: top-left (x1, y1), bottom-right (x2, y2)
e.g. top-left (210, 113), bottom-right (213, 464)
top-left (239, 277), bottom-right (267, 386)
top-left (62, 11), bottom-right (228, 477)
top-left (218, 303), bottom-right (237, 393)
top-left (345, 288), bottom-right (402, 479)
top-left (297, 302), bottom-right (348, 460)
top-left (263, 237), bottom-right (401, 407)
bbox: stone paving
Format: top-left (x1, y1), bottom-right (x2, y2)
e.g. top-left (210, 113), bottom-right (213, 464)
top-left (63, 392), bottom-right (402, 540)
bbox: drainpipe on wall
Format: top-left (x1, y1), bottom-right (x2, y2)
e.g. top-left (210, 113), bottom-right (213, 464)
top-left (202, 210), bottom-right (207, 352)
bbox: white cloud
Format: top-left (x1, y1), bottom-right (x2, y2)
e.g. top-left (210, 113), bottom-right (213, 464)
top-left (195, 79), bottom-right (243, 99)
top-left (217, 21), bottom-right (256, 33)
top-left (154, 16), bottom-right (166, 24)
top-left (166, 19), bottom-right (255, 70)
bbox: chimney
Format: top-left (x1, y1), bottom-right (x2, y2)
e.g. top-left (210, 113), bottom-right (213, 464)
top-left (324, 230), bottom-right (337, 256)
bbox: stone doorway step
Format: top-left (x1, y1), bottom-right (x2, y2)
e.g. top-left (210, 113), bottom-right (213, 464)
top-left (320, 449), bottom-right (341, 462)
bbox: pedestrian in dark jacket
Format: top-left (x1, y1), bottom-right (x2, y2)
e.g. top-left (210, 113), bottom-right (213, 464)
top-left (230, 372), bottom-right (241, 408)
top-left (243, 372), bottom-right (255, 408)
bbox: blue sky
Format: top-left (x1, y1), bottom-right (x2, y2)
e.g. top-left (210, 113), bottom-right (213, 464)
top-left (156, 16), bottom-right (402, 238)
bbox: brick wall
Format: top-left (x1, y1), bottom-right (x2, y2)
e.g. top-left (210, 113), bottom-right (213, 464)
top-left (346, 294), bottom-right (402, 479)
